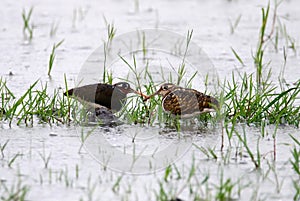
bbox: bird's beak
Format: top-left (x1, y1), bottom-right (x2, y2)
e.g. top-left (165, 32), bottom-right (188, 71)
top-left (143, 90), bottom-right (160, 102)
top-left (127, 88), bottom-right (148, 99)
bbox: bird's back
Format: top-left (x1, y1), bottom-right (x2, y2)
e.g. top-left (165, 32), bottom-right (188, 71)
top-left (64, 83), bottom-right (126, 111)
top-left (162, 87), bottom-right (218, 118)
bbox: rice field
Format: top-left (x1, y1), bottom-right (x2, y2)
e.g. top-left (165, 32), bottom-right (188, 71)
top-left (0, 0), bottom-right (300, 200)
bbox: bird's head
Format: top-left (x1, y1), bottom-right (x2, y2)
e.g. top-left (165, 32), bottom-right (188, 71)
top-left (114, 82), bottom-right (147, 98)
top-left (143, 83), bottom-right (177, 101)
top-left (114, 82), bottom-right (133, 94)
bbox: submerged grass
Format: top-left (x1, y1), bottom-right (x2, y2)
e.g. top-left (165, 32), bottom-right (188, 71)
top-left (234, 125), bottom-right (261, 169)
top-left (22, 7), bottom-right (34, 41)
top-left (229, 14), bottom-right (242, 35)
top-left (0, 178), bottom-right (30, 201)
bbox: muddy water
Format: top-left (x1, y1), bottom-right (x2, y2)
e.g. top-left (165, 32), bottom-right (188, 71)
top-left (1, 0), bottom-right (300, 200)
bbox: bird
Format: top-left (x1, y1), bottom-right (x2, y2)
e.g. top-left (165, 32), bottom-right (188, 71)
top-left (64, 82), bottom-right (145, 112)
top-left (143, 83), bottom-right (219, 118)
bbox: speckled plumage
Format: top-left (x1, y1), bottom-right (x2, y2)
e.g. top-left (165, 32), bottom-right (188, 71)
top-left (145, 83), bottom-right (219, 118)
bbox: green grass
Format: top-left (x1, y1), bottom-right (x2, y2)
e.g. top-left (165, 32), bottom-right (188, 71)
top-left (48, 39), bottom-right (64, 76)
top-left (38, 145), bottom-right (52, 169)
top-left (0, 78), bottom-right (81, 127)
top-left (293, 180), bottom-right (300, 201)
top-left (102, 22), bottom-right (116, 84)
top-left (193, 143), bottom-right (217, 160)
top-left (22, 7), bottom-right (34, 41)
top-left (222, 72), bottom-right (300, 127)
top-left (234, 125), bottom-right (261, 169)
top-left (0, 140), bottom-right (9, 159)
top-left (290, 134), bottom-right (300, 176)
top-left (2, 1), bottom-right (300, 132)
top-left (229, 14), bottom-right (242, 34)
top-left (176, 30), bottom-right (193, 86)
top-left (8, 153), bottom-right (22, 168)
top-left (0, 178), bottom-right (30, 201)
top-left (114, 30), bottom-right (217, 130)
top-left (1, 27), bottom-right (299, 131)
top-left (50, 21), bottom-right (59, 37)
top-left (114, 57), bottom-right (299, 131)
top-left (1, 1), bottom-right (300, 201)
top-left (214, 170), bottom-right (237, 201)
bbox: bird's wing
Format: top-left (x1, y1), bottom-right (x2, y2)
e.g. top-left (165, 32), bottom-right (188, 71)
top-left (65, 83), bottom-right (111, 108)
top-left (163, 88), bottom-right (218, 116)
top-left (194, 89), bottom-right (219, 110)
top-left (70, 84), bottom-right (103, 102)
top-left (162, 88), bottom-right (199, 115)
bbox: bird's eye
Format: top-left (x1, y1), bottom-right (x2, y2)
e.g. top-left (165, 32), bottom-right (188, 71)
top-left (162, 85), bottom-right (168, 90)
top-left (114, 82), bottom-right (127, 89)
top-left (122, 83), bottom-right (129, 89)
top-left (115, 82), bottom-right (129, 89)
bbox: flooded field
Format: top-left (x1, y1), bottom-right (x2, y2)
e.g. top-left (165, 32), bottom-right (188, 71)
top-left (1, 0), bottom-right (300, 200)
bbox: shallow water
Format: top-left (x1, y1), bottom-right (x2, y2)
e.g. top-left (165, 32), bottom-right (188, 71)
top-left (1, 0), bottom-right (300, 200)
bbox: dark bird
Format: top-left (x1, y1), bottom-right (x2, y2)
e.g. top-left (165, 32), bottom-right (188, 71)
top-left (144, 83), bottom-right (219, 118)
top-left (64, 82), bottom-right (145, 112)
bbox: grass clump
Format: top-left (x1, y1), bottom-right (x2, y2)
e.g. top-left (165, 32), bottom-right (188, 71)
top-left (223, 1), bottom-right (300, 127)
top-left (222, 72), bottom-right (300, 127)
top-left (214, 171), bottom-right (237, 201)
top-left (0, 178), bottom-right (30, 201)
top-left (0, 78), bottom-right (80, 127)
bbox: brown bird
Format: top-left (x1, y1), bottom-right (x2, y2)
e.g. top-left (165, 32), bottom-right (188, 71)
top-left (144, 83), bottom-right (219, 118)
top-left (64, 82), bottom-right (145, 112)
